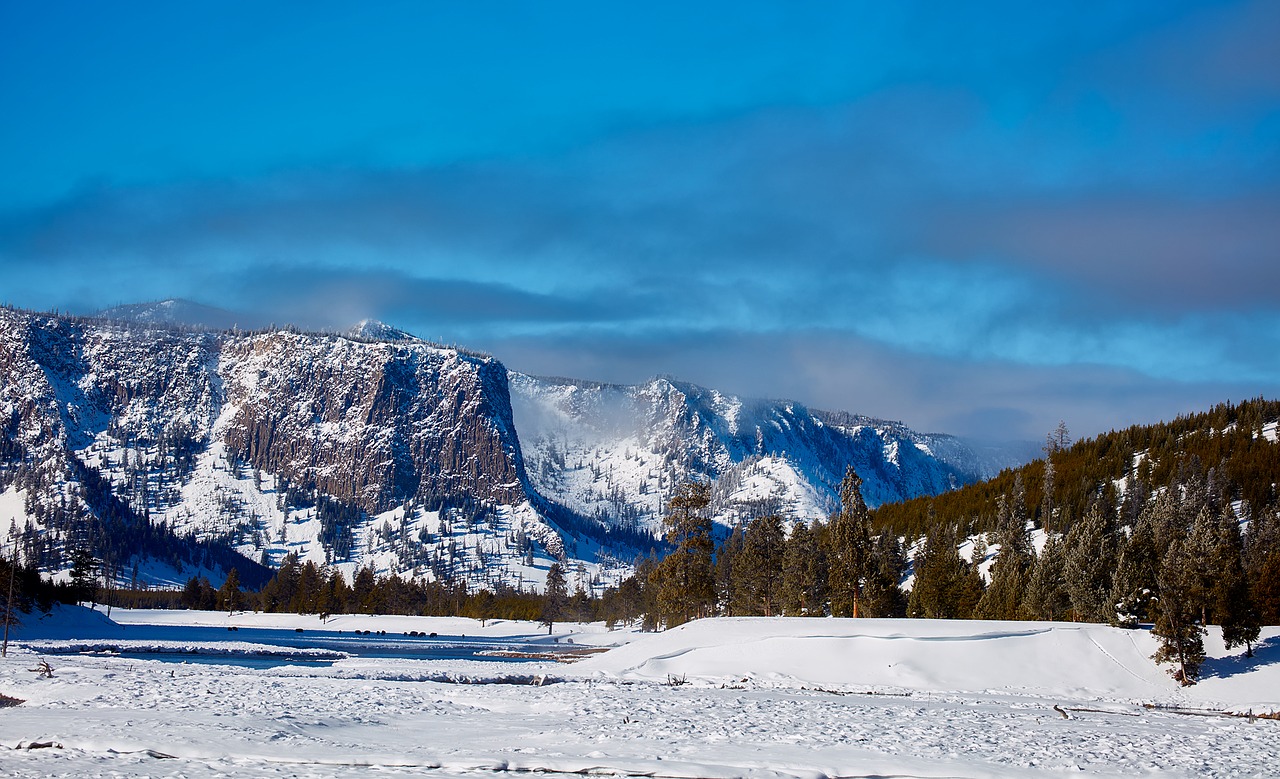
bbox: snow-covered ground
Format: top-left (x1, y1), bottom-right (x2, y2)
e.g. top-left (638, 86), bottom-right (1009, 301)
top-left (2, 608), bottom-right (1277, 778)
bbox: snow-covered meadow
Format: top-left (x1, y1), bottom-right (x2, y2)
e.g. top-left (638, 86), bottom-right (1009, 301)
top-left (2, 607), bottom-right (1278, 778)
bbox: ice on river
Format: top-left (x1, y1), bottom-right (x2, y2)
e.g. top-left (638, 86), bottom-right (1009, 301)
top-left (2, 606), bottom-right (1278, 778)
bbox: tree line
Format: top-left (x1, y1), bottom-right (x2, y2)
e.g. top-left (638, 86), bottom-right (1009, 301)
top-left (172, 552), bottom-right (594, 633)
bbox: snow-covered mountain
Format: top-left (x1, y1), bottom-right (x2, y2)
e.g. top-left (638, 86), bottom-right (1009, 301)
top-left (1, 304), bottom-right (994, 591)
top-left (509, 374), bottom-right (985, 535)
top-left (0, 307), bottom-right (575, 591)
top-left (347, 319), bottom-right (419, 342)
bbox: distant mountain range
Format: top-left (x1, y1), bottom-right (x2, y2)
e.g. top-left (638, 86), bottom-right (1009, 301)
top-left (0, 301), bottom-right (1031, 590)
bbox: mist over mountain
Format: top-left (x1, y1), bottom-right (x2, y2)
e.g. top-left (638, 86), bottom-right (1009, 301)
top-left (94, 299), bottom-right (266, 332)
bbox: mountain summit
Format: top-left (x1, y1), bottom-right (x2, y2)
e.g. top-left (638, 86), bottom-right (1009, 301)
top-left (347, 319), bottom-right (420, 342)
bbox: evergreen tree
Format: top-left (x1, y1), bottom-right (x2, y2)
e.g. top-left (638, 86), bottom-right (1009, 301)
top-left (195, 577), bottom-right (217, 610)
top-left (602, 574), bottom-right (645, 629)
top-left (568, 581), bottom-right (593, 623)
top-left (976, 486), bottom-right (1034, 620)
top-left (217, 568), bottom-right (243, 614)
top-left (292, 560), bottom-right (323, 614)
top-left (542, 562), bottom-right (568, 634)
top-left (1186, 506), bottom-right (1220, 626)
top-left (69, 547), bottom-right (97, 605)
top-left (1152, 536), bottom-right (1206, 685)
top-left (715, 522), bottom-right (746, 615)
top-left (652, 481), bottom-right (714, 627)
top-left (1023, 534), bottom-right (1069, 621)
top-left (1062, 502), bottom-right (1118, 622)
top-left (180, 575), bottom-right (204, 610)
top-left (352, 565), bottom-right (380, 614)
top-left (1109, 508), bottom-right (1160, 627)
top-left (863, 532), bottom-right (908, 618)
top-left (907, 524), bottom-right (983, 619)
top-left (780, 521), bottom-right (827, 616)
top-left (1245, 507), bottom-right (1280, 624)
top-left (1210, 505), bottom-right (1260, 656)
top-left (734, 515), bottom-right (785, 616)
top-left (261, 552), bottom-right (301, 613)
top-left (634, 555), bottom-right (662, 632)
top-left (317, 569), bottom-right (349, 618)
top-left (826, 466), bottom-right (873, 617)
top-left (1041, 457), bottom-right (1056, 533)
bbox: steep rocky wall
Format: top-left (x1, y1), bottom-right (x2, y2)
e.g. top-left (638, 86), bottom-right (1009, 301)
top-left (217, 331), bottom-right (530, 512)
top-left (1, 308), bottom-right (536, 517)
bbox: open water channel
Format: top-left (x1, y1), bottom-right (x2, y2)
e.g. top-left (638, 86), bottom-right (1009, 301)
top-left (41, 622), bottom-right (559, 669)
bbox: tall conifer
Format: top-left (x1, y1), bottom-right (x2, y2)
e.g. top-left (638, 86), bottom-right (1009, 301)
top-left (653, 481), bottom-right (714, 627)
top-left (780, 521), bottom-right (826, 616)
top-left (826, 466), bottom-right (873, 617)
top-left (1152, 536), bottom-right (1206, 685)
top-left (1211, 505), bottom-right (1260, 656)
top-left (1063, 502), bottom-right (1118, 622)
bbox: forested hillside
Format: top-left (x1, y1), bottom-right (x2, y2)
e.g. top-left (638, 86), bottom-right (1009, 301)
top-left (871, 398), bottom-right (1280, 538)
top-left (609, 398), bottom-right (1280, 685)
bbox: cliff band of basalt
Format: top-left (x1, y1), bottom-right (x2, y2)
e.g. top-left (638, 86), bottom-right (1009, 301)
top-left (0, 306), bottom-right (991, 590)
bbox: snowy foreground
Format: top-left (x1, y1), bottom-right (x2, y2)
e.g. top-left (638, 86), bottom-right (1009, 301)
top-left (2, 608), bottom-right (1278, 778)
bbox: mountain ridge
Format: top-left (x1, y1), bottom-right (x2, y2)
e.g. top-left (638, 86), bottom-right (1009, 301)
top-left (1, 303), bottom-right (1012, 590)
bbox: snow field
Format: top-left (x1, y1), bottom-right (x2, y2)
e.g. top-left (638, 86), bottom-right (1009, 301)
top-left (2, 608), bottom-right (1279, 777)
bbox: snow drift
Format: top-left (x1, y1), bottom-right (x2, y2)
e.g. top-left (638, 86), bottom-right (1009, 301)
top-left (573, 617), bottom-right (1280, 709)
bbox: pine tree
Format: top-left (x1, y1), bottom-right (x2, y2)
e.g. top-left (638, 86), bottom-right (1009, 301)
top-left (653, 481), bottom-right (715, 627)
top-left (1062, 502), bottom-right (1118, 622)
top-left (735, 515), bottom-right (786, 616)
top-left (976, 484), bottom-right (1034, 620)
top-left (542, 562), bottom-right (568, 634)
top-left (352, 565), bottom-right (381, 614)
top-left (1109, 508), bottom-right (1160, 627)
top-left (292, 560), bottom-right (323, 614)
top-left (826, 466), bottom-right (873, 617)
top-left (715, 522), bottom-right (746, 615)
top-left (1245, 507), bottom-right (1280, 624)
top-left (1152, 536), bottom-right (1206, 685)
top-left (1186, 506), bottom-right (1219, 626)
top-left (1041, 458), bottom-right (1056, 533)
top-left (863, 532), bottom-right (908, 618)
top-left (261, 552), bottom-right (302, 613)
top-left (180, 575), bottom-right (204, 610)
top-left (1023, 534), bottom-right (1069, 621)
top-left (69, 547), bottom-right (97, 606)
top-left (1210, 505), bottom-right (1260, 656)
top-left (780, 521), bottom-right (826, 616)
top-left (217, 568), bottom-right (242, 614)
top-left (603, 574), bottom-right (646, 629)
top-left (318, 569), bottom-right (349, 618)
top-left (907, 524), bottom-right (983, 619)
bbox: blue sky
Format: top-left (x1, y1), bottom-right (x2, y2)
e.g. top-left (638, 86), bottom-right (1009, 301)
top-left (2, 1), bottom-right (1278, 440)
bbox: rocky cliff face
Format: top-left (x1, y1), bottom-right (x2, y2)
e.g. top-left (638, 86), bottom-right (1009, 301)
top-left (216, 331), bottom-right (528, 512)
top-left (0, 308), bottom-right (566, 589)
